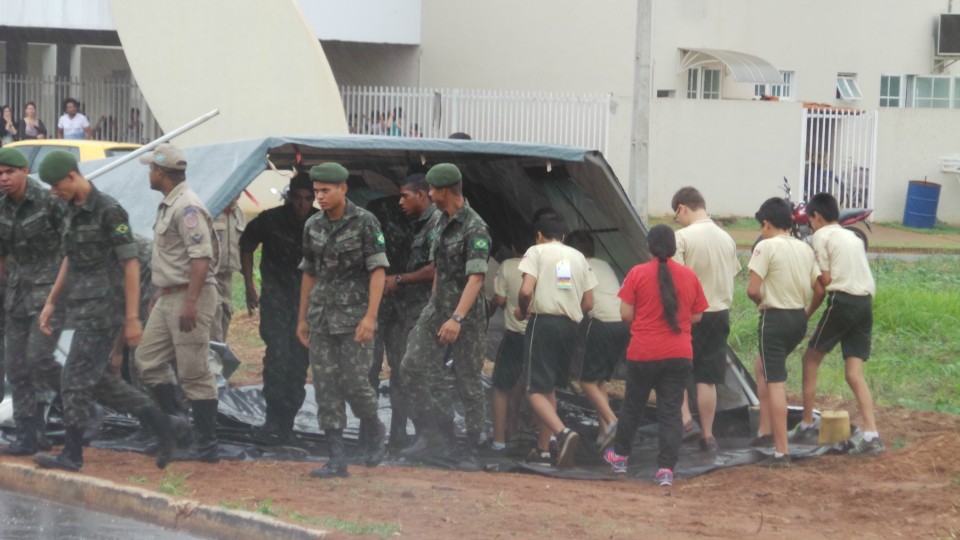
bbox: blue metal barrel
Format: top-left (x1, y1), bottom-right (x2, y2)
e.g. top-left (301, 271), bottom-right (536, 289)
top-left (902, 180), bottom-right (941, 229)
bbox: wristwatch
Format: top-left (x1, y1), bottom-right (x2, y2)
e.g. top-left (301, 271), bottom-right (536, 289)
top-left (395, 275), bottom-right (403, 285)
top-left (451, 314), bottom-right (464, 323)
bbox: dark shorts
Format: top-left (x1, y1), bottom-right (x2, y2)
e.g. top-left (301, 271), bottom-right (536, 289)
top-left (492, 330), bottom-right (526, 390)
top-left (758, 309), bottom-right (807, 384)
top-left (808, 292), bottom-right (873, 361)
top-left (579, 319), bottom-right (630, 383)
top-left (524, 314), bottom-right (578, 394)
top-left (692, 310), bottom-right (731, 385)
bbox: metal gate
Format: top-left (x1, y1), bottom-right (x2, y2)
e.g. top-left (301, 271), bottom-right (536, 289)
top-left (799, 106), bottom-right (878, 210)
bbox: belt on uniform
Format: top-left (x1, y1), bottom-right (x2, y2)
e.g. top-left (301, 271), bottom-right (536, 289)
top-left (158, 284), bottom-right (189, 296)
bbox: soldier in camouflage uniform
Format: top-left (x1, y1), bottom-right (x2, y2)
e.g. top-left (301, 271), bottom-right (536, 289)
top-left (400, 163), bottom-right (491, 457)
top-left (0, 147), bottom-right (65, 456)
top-left (33, 150), bottom-right (186, 472)
top-left (241, 174), bottom-right (317, 442)
top-left (211, 197), bottom-right (244, 343)
top-left (379, 173), bottom-right (441, 448)
top-left (297, 162), bottom-right (389, 479)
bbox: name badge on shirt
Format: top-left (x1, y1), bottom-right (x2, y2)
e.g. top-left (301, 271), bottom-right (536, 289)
top-left (556, 260), bottom-right (572, 290)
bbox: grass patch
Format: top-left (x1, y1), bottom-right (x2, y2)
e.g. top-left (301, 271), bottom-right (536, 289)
top-left (877, 221), bottom-right (960, 235)
top-left (730, 256), bottom-right (960, 414)
top-left (219, 497), bottom-right (277, 517)
top-left (158, 471), bottom-right (195, 497)
top-left (288, 511), bottom-right (400, 538)
top-left (126, 476), bottom-right (147, 484)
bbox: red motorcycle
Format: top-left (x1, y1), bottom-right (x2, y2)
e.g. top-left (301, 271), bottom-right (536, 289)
top-left (761, 177), bottom-right (873, 249)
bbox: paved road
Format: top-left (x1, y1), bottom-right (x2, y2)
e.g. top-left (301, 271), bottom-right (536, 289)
top-left (0, 488), bottom-right (205, 539)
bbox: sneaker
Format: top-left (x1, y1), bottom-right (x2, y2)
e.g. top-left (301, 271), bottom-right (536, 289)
top-left (788, 419), bottom-right (820, 444)
top-left (750, 434), bottom-right (774, 447)
top-left (762, 454), bottom-right (792, 468)
top-left (555, 428), bottom-right (580, 469)
top-left (698, 436), bottom-right (720, 453)
top-left (846, 434), bottom-right (885, 456)
top-left (522, 448), bottom-right (552, 467)
top-left (655, 468), bottom-right (673, 486)
top-left (603, 448), bottom-right (628, 474)
top-left (596, 422), bottom-right (617, 452)
top-left (682, 420), bottom-right (702, 442)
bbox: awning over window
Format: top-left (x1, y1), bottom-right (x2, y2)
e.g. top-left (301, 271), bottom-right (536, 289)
top-left (679, 48), bottom-right (785, 85)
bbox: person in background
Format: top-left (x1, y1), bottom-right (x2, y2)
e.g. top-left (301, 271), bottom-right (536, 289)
top-left (16, 102), bottom-right (47, 141)
top-left (604, 224), bottom-right (707, 487)
top-left (210, 196), bottom-right (245, 345)
top-left (57, 98), bottom-right (91, 140)
top-left (1, 106), bottom-right (18, 145)
top-left (746, 197), bottom-right (821, 467)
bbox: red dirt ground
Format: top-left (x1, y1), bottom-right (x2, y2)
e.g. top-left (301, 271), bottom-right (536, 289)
top-left (4, 311), bottom-right (958, 539)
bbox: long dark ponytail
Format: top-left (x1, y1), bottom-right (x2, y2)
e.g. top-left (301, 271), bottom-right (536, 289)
top-left (647, 224), bottom-right (680, 334)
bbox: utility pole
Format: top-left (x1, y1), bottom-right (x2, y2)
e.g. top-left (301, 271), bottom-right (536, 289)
top-left (628, 0), bottom-right (653, 222)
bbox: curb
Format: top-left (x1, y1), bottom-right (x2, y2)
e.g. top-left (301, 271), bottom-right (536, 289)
top-left (0, 461), bottom-right (327, 540)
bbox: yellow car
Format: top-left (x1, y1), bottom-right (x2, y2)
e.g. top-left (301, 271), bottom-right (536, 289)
top-left (3, 139), bottom-right (141, 171)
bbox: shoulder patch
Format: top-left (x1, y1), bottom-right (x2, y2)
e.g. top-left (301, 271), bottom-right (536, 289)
top-left (114, 223), bottom-right (130, 235)
top-left (183, 207), bottom-right (200, 229)
top-left (376, 232), bottom-right (385, 246)
top-left (473, 237), bottom-right (489, 250)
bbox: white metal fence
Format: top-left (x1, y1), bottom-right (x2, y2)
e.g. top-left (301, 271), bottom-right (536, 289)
top-left (340, 86), bottom-right (612, 156)
top-left (0, 73), bottom-right (162, 144)
top-left (799, 106), bottom-right (878, 210)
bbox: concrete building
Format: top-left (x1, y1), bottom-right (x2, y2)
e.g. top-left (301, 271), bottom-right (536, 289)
top-left (3, 0), bottom-right (958, 222)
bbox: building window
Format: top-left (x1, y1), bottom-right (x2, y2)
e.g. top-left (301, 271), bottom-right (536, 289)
top-left (754, 71), bottom-right (795, 100)
top-left (879, 75), bottom-right (902, 107)
top-left (836, 74), bottom-right (863, 100)
top-left (912, 76), bottom-right (952, 109)
top-left (687, 67), bottom-right (721, 100)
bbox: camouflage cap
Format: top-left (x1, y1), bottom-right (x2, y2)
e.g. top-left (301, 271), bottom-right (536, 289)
top-left (309, 162), bottom-right (349, 183)
top-left (0, 148), bottom-right (29, 169)
top-left (426, 163), bottom-right (462, 187)
top-left (38, 150), bottom-right (79, 185)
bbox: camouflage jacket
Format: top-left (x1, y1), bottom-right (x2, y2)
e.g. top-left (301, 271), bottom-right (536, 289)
top-left (429, 199), bottom-right (490, 322)
top-left (400, 204), bottom-right (442, 316)
top-left (298, 200), bottom-right (389, 334)
top-left (0, 177), bottom-right (66, 317)
top-left (62, 186), bottom-right (139, 330)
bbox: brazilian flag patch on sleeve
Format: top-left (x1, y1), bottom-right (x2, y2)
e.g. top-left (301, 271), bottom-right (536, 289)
top-left (376, 232), bottom-right (385, 246)
top-left (473, 237), bottom-right (489, 250)
top-left (114, 223), bottom-right (130, 235)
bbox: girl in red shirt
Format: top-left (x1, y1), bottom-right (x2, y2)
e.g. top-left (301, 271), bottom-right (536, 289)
top-left (604, 225), bottom-right (707, 486)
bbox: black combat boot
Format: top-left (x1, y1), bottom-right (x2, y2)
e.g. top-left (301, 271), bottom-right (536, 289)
top-left (35, 426), bottom-right (84, 472)
top-left (36, 403), bottom-right (52, 451)
top-left (310, 429), bottom-right (349, 478)
top-left (254, 402), bottom-right (293, 445)
top-left (360, 416), bottom-right (386, 467)
top-left (171, 399), bottom-right (220, 463)
top-left (137, 406), bottom-right (190, 469)
top-left (387, 387), bottom-right (410, 449)
top-left (398, 418), bottom-right (447, 459)
top-left (152, 384), bottom-right (191, 449)
top-left (2, 418), bottom-right (39, 456)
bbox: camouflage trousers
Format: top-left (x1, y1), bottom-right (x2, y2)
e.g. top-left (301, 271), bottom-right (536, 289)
top-left (210, 272), bottom-right (233, 343)
top-left (309, 328), bottom-right (380, 431)
top-left (61, 327), bottom-right (154, 430)
top-left (261, 292), bottom-right (309, 415)
top-left (400, 304), bottom-right (487, 436)
top-left (374, 314), bottom-right (413, 421)
top-left (4, 314), bottom-right (63, 423)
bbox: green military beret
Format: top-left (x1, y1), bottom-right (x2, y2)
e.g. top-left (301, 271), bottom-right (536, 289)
top-left (309, 162), bottom-right (349, 183)
top-left (0, 148), bottom-right (29, 169)
top-left (426, 163), bottom-right (462, 187)
top-left (38, 150), bottom-right (79, 185)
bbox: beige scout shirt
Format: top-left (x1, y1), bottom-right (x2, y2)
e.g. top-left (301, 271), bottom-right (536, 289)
top-left (674, 218), bottom-right (741, 312)
top-left (494, 257), bottom-right (527, 334)
top-left (518, 241), bottom-right (598, 324)
top-left (152, 182), bottom-right (219, 288)
top-left (812, 224), bottom-right (875, 296)
top-left (748, 234), bottom-right (820, 310)
top-left (213, 203), bottom-right (245, 275)
top-left (587, 257), bottom-right (621, 323)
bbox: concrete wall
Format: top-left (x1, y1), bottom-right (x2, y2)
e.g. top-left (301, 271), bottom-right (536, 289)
top-left (648, 99), bottom-right (803, 217)
top-left (78, 46), bottom-right (129, 81)
top-left (322, 42), bottom-right (420, 86)
top-left (874, 108), bottom-right (960, 223)
top-left (298, 0), bottom-right (421, 44)
top-left (419, 0), bottom-right (638, 184)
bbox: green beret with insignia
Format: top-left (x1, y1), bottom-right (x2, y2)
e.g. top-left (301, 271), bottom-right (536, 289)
top-left (38, 150), bottom-right (79, 185)
top-left (309, 162), bottom-right (349, 183)
top-left (426, 163), bottom-right (462, 187)
top-left (0, 148), bottom-right (29, 169)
